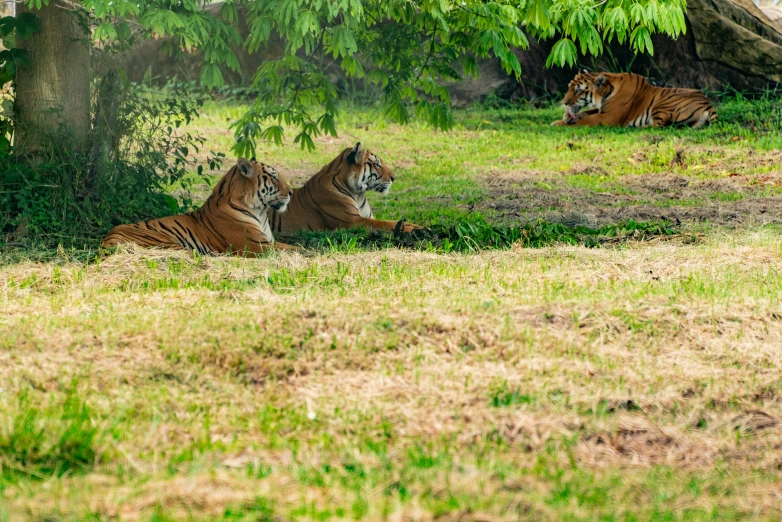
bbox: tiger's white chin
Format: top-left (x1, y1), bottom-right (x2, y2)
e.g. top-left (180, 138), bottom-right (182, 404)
top-left (271, 200), bottom-right (290, 212)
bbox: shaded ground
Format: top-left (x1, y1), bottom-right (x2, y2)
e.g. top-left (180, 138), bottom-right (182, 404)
top-left (481, 146), bottom-right (782, 228)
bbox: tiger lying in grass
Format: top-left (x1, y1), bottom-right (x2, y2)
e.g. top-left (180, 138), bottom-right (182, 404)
top-left (102, 159), bottom-right (300, 256)
top-left (268, 142), bottom-right (423, 235)
top-left (552, 70), bottom-right (716, 128)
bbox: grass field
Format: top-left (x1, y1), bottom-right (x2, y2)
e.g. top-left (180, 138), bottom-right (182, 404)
top-left (2, 96), bottom-right (782, 520)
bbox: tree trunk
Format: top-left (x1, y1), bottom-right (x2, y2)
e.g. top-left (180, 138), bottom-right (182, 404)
top-left (14, 1), bottom-right (91, 158)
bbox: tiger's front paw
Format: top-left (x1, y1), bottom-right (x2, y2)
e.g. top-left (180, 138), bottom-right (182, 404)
top-left (551, 120), bottom-right (568, 126)
top-left (394, 220), bottom-right (425, 235)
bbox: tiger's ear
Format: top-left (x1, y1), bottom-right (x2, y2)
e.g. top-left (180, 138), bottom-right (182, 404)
top-left (594, 75), bottom-right (607, 87)
top-left (237, 158), bottom-right (254, 178)
top-left (347, 142), bottom-right (364, 164)
top-left (581, 68), bottom-right (590, 74)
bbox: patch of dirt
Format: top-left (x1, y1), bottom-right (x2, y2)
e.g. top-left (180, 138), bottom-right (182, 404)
top-left (481, 169), bottom-right (782, 228)
top-left (279, 166), bottom-right (319, 187)
top-left (731, 411), bottom-right (782, 433)
top-left (577, 417), bottom-right (718, 467)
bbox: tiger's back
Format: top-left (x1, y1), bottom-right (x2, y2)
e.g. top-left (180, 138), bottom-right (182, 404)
top-left (268, 164), bottom-right (349, 235)
top-left (102, 159), bottom-right (296, 255)
top-left (269, 143), bottom-right (421, 235)
top-left (102, 210), bottom-right (242, 255)
top-left (639, 86), bottom-right (716, 128)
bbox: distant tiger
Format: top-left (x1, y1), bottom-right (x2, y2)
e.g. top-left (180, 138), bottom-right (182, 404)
top-left (268, 142), bottom-right (422, 235)
top-left (102, 158), bottom-right (299, 255)
top-left (552, 71), bottom-right (716, 128)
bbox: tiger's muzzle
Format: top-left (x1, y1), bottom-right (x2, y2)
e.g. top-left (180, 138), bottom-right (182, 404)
top-left (270, 193), bottom-right (292, 212)
top-left (373, 181), bottom-right (393, 195)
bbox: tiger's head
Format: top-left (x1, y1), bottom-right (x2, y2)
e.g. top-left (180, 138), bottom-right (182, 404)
top-left (231, 158), bottom-right (292, 213)
top-left (560, 70), bottom-right (611, 123)
top-left (343, 142), bottom-right (395, 195)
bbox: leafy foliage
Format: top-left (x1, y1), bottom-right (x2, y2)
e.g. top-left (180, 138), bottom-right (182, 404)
top-left (0, 82), bottom-right (221, 246)
top-left (78, 0), bottom-right (687, 154)
top-left (0, 11), bottom-right (40, 155)
top-left (0, 9), bottom-right (223, 246)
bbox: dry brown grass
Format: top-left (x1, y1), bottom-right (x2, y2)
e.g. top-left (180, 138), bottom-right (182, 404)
top-left (2, 231), bottom-right (782, 520)
top-left (4, 99), bottom-right (782, 520)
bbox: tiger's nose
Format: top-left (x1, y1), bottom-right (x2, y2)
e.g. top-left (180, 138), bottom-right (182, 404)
top-left (389, 174), bottom-right (395, 182)
top-left (288, 190), bottom-right (293, 198)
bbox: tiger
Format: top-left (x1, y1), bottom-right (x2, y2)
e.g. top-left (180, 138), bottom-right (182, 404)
top-left (551, 70), bottom-right (716, 128)
top-left (268, 142), bottom-right (422, 235)
top-left (102, 158), bottom-right (300, 256)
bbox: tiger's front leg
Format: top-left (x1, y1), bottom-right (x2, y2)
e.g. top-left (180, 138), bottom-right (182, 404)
top-left (567, 113), bottom-right (617, 127)
top-left (274, 241), bottom-right (305, 252)
top-left (359, 218), bottom-right (423, 233)
top-left (651, 114), bottom-right (671, 128)
top-left (551, 109), bottom-right (602, 126)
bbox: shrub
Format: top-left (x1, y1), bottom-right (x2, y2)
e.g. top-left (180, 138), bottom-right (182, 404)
top-left (0, 81), bottom-right (223, 247)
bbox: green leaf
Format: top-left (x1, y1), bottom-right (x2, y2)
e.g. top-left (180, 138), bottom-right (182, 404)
top-left (11, 48), bottom-right (29, 68)
top-left (293, 131), bottom-right (315, 151)
top-left (116, 22), bottom-right (132, 41)
top-left (0, 16), bottom-right (15, 37)
top-left (318, 113), bottom-right (337, 137)
top-left (530, 0), bottom-right (551, 30)
top-left (261, 125), bottom-right (284, 145)
top-left (15, 12), bottom-right (41, 39)
top-left (163, 195), bottom-right (179, 214)
top-left (0, 69), bottom-right (12, 85)
top-left (2, 58), bottom-right (15, 78)
top-left (630, 4), bottom-right (646, 25)
top-left (231, 135), bottom-right (256, 159)
top-left (630, 26), bottom-right (654, 54)
top-left (200, 63), bottom-right (224, 89)
top-left (93, 22), bottom-right (118, 42)
top-left (546, 38), bottom-right (577, 68)
top-left (462, 55), bottom-right (479, 79)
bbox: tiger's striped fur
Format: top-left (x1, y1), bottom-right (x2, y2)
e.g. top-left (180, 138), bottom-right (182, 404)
top-left (552, 71), bottom-right (716, 128)
top-left (268, 143), bottom-right (422, 235)
top-left (102, 159), bottom-right (299, 255)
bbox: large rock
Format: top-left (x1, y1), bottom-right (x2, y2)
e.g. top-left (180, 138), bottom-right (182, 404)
top-left (480, 0), bottom-right (782, 99)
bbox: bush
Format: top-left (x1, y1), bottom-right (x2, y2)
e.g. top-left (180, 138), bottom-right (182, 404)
top-left (0, 81), bottom-right (223, 248)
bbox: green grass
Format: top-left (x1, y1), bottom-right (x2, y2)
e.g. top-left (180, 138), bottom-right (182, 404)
top-left (181, 94), bottom-right (782, 234)
top-left (2, 95), bottom-right (782, 520)
top-left (0, 383), bottom-right (101, 481)
top-left (280, 218), bottom-right (677, 253)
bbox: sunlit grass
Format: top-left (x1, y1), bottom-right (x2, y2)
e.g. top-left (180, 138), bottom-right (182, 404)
top-left (182, 95), bottom-right (782, 230)
top-left (2, 97), bottom-right (782, 520)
